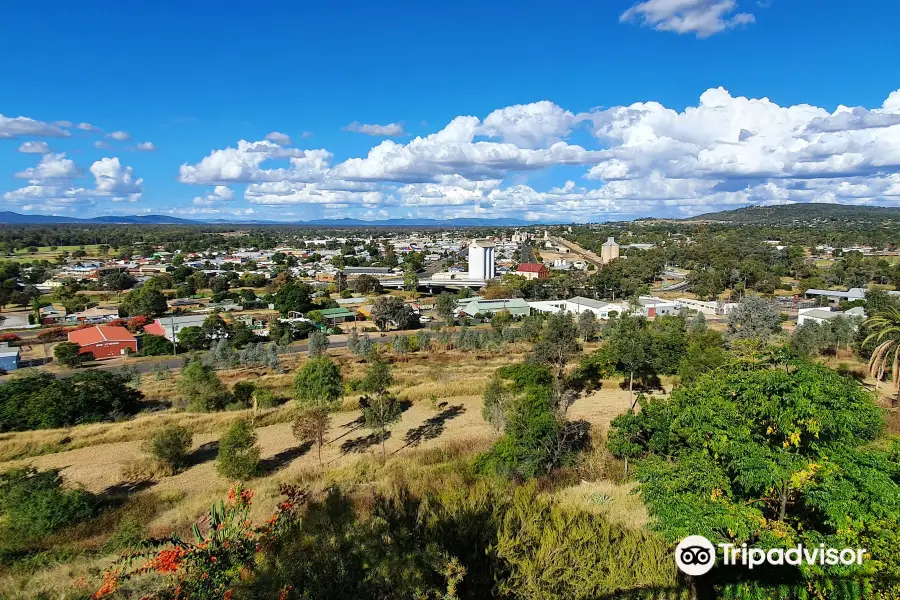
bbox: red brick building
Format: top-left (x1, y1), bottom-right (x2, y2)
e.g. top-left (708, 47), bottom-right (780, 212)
top-left (516, 263), bottom-right (550, 280)
top-left (67, 326), bottom-right (138, 360)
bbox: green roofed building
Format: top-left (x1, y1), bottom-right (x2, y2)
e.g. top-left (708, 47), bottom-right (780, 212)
top-left (316, 307), bottom-right (356, 324)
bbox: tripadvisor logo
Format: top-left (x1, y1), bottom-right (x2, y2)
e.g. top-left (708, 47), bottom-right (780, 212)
top-left (676, 536), bottom-right (868, 575)
top-left (676, 536), bottom-right (716, 576)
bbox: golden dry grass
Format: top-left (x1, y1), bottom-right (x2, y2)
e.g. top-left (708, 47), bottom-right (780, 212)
top-left (0, 346), bottom-right (666, 599)
top-left (553, 480), bottom-right (649, 530)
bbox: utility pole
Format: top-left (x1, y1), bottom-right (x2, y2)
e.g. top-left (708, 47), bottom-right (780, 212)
top-left (171, 315), bottom-right (177, 356)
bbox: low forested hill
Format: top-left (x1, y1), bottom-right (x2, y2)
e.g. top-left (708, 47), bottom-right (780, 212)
top-left (690, 203), bottom-right (900, 224)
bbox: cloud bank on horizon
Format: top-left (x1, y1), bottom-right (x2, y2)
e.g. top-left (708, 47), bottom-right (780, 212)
top-left (4, 84), bottom-right (900, 222)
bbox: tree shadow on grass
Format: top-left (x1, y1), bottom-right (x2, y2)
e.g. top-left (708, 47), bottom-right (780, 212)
top-left (259, 441), bottom-right (312, 475)
top-left (100, 479), bottom-right (156, 500)
top-left (340, 431), bottom-right (390, 455)
top-left (188, 440), bottom-right (220, 466)
top-left (396, 404), bottom-right (466, 453)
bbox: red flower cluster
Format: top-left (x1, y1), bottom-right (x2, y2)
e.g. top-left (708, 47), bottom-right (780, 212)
top-left (91, 572), bottom-right (119, 599)
top-left (227, 485), bottom-right (254, 507)
top-left (149, 546), bottom-right (188, 574)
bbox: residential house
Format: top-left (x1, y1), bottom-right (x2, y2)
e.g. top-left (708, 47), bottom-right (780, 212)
top-left (515, 263), bottom-right (550, 280)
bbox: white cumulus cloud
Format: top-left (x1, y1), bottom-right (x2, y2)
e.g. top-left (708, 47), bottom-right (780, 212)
top-left (0, 114), bottom-right (71, 139)
top-left (344, 122), bottom-right (406, 136)
top-left (621, 0), bottom-right (756, 38)
top-left (90, 157), bottom-right (143, 201)
top-left (17, 141), bottom-right (51, 154)
top-left (172, 86), bottom-right (900, 220)
top-left (135, 141), bottom-right (157, 151)
top-left (265, 131), bottom-right (293, 145)
top-left (193, 186), bottom-right (235, 205)
top-left (106, 130), bottom-right (131, 141)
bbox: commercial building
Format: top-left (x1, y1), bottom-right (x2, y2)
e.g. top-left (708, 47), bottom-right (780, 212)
top-left (468, 239), bottom-right (496, 281)
top-left (458, 297), bottom-right (531, 318)
top-left (315, 307), bottom-right (356, 324)
top-left (797, 306), bottom-right (866, 327)
top-left (516, 263), bottom-right (550, 280)
top-left (674, 298), bottom-right (739, 316)
top-left (67, 325), bottom-right (138, 360)
top-left (529, 297), bottom-right (627, 319)
top-left (637, 296), bottom-right (679, 318)
top-left (601, 237), bottom-right (620, 264)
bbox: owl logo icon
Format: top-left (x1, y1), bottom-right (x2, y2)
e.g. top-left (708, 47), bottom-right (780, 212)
top-left (675, 536), bottom-right (716, 576)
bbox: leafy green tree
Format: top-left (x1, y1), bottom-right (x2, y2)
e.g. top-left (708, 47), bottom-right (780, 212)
top-left (54, 341), bottom-right (92, 367)
top-left (370, 295), bottom-right (417, 330)
top-left (120, 286), bottom-right (168, 318)
top-left (577, 310), bottom-right (599, 342)
top-left (676, 329), bottom-right (727, 386)
top-left (294, 357), bottom-right (343, 409)
top-left (100, 271), bottom-right (137, 297)
top-left (216, 418), bottom-right (260, 480)
top-left (725, 295), bottom-right (781, 347)
top-left (352, 274), bottom-right (382, 294)
top-left (604, 315), bottom-right (652, 408)
top-left (178, 326), bottom-right (210, 351)
top-left (791, 321), bottom-right (829, 357)
top-left (274, 281), bottom-right (314, 315)
top-left (607, 362), bottom-right (895, 590)
top-left (307, 330), bottom-right (329, 358)
top-left (482, 375), bottom-right (513, 432)
top-left (178, 357), bottom-right (229, 412)
top-left (359, 360), bottom-right (399, 457)
top-left (232, 381), bottom-right (256, 408)
top-left (435, 292), bottom-right (456, 324)
top-left (140, 333), bottom-right (173, 356)
top-left (145, 423), bottom-right (193, 473)
top-left (531, 311), bottom-right (582, 384)
top-left (491, 309), bottom-right (514, 332)
top-left (403, 268), bottom-right (419, 292)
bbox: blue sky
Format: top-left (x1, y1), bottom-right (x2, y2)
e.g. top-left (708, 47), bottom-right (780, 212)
top-left (2, 0), bottom-right (900, 222)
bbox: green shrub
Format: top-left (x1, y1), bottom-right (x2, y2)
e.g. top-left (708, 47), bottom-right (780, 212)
top-left (252, 388), bottom-right (278, 409)
top-left (53, 341), bottom-right (93, 367)
top-left (144, 423), bottom-right (193, 472)
top-left (0, 468), bottom-right (96, 540)
top-left (139, 333), bottom-right (173, 356)
top-left (216, 418), bottom-right (260, 480)
top-left (178, 357), bottom-right (230, 412)
top-left (232, 381), bottom-right (256, 408)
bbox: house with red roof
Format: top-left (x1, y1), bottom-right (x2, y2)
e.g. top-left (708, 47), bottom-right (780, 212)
top-left (67, 325), bottom-right (137, 360)
top-left (515, 263), bottom-right (550, 280)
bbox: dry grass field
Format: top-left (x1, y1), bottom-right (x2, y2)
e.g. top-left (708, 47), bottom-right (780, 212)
top-left (0, 344), bottom-right (650, 598)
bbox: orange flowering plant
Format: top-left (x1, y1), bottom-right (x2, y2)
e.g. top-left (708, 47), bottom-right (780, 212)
top-left (94, 483), bottom-right (307, 600)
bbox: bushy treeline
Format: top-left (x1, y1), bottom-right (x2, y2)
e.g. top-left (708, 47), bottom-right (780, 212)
top-left (0, 371), bottom-right (143, 432)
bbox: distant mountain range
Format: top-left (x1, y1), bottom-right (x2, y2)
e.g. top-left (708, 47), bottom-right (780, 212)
top-left (690, 203), bottom-right (900, 224)
top-left (0, 211), bottom-right (533, 227)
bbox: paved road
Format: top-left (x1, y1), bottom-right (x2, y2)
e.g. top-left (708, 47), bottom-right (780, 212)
top-left (521, 242), bottom-right (537, 263)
